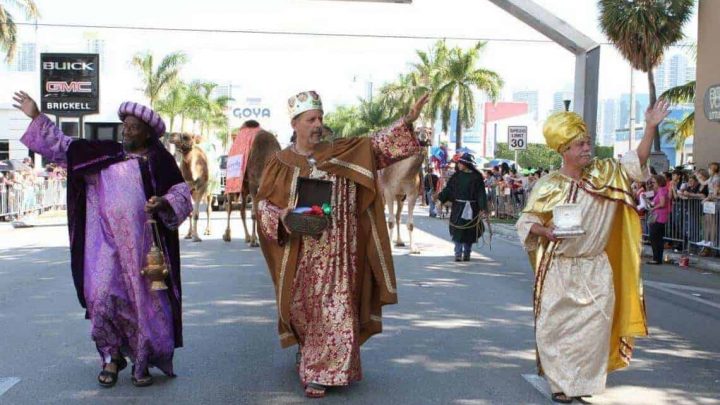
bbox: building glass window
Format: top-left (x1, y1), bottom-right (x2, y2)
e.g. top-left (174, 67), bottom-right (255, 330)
top-left (0, 140), bottom-right (9, 160)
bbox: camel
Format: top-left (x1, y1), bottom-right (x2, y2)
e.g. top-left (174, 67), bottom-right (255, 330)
top-left (379, 127), bottom-right (432, 254)
top-left (223, 126), bottom-right (281, 246)
top-left (169, 132), bottom-right (211, 242)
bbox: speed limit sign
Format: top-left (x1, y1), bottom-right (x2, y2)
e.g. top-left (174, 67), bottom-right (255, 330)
top-left (508, 126), bottom-right (527, 151)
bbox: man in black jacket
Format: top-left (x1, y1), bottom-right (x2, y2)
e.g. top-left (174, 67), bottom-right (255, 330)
top-left (423, 166), bottom-right (439, 217)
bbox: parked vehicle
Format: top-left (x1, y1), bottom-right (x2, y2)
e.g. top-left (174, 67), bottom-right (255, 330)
top-left (212, 155), bottom-right (228, 211)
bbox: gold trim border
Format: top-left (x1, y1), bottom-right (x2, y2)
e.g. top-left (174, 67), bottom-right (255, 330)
top-left (278, 166), bottom-right (301, 326)
top-left (367, 208), bottom-right (397, 294)
top-left (329, 158), bottom-right (374, 180)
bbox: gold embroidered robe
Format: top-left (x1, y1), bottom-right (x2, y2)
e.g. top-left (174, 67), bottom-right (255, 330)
top-left (256, 120), bottom-right (419, 385)
top-left (516, 151), bottom-right (650, 396)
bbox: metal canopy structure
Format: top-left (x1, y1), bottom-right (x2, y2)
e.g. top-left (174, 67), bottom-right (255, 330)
top-left (487, 0), bottom-right (600, 145)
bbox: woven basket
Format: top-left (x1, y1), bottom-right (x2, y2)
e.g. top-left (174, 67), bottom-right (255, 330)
top-left (285, 212), bottom-right (329, 235)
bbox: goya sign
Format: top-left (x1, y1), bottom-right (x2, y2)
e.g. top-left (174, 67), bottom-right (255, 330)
top-left (704, 84), bottom-right (720, 122)
top-left (40, 53), bottom-right (99, 116)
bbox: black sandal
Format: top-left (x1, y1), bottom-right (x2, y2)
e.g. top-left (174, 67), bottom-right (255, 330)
top-left (552, 392), bottom-right (573, 403)
top-left (98, 356), bottom-right (128, 388)
top-left (131, 365), bottom-right (154, 387)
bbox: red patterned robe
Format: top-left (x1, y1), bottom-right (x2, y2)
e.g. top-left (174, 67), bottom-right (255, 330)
top-left (256, 120), bottom-right (419, 386)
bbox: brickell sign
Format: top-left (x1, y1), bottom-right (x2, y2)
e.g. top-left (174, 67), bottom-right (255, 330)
top-left (705, 84), bottom-right (720, 122)
top-left (40, 53), bottom-right (99, 116)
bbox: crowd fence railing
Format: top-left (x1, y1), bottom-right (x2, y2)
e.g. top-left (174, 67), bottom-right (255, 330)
top-left (0, 178), bottom-right (67, 221)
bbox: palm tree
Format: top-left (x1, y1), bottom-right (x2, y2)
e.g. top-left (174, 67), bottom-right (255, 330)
top-left (131, 51), bottom-right (188, 109)
top-left (324, 105), bottom-right (361, 138)
top-left (599, 0), bottom-right (694, 151)
top-left (325, 98), bottom-right (396, 138)
top-left (156, 81), bottom-right (189, 133)
top-left (660, 79), bottom-right (695, 162)
top-left (182, 81), bottom-right (233, 147)
top-left (0, 0), bottom-right (40, 62)
top-left (412, 39), bottom-right (449, 125)
top-left (354, 98), bottom-right (397, 136)
top-left (432, 42), bottom-right (503, 149)
top-left (379, 72), bottom-right (422, 122)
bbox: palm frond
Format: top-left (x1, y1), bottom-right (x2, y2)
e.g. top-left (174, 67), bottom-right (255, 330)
top-left (660, 80), bottom-right (695, 104)
top-left (4, 0), bottom-right (40, 19)
top-left (0, 9), bottom-right (17, 62)
top-left (662, 111), bottom-right (694, 151)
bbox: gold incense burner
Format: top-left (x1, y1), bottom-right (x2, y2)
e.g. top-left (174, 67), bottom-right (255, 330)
top-left (141, 219), bottom-right (169, 291)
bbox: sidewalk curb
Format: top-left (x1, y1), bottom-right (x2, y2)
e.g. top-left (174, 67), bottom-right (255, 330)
top-left (491, 221), bottom-right (720, 275)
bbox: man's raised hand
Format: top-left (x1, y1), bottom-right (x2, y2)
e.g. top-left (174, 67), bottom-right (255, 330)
top-left (645, 99), bottom-right (670, 128)
top-left (12, 91), bottom-right (40, 119)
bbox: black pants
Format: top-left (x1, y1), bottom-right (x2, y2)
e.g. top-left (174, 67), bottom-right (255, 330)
top-left (649, 222), bottom-right (665, 263)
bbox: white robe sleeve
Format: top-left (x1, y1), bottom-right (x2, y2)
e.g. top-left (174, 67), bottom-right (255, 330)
top-left (516, 212), bottom-right (546, 252)
top-left (620, 150), bottom-right (651, 182)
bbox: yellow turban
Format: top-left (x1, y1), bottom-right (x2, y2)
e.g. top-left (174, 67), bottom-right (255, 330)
top-left (543, 111), bottom-right (588, 152)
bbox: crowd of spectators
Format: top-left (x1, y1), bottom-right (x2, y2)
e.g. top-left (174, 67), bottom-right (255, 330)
top-left (0, 157), bottom-right (67, 221)
top-left (632, 162), bottom-right (720, 260)
top-left (424, 154), bottom-right (720, 264)
top-left (425, 160), bottom-right (552, 220)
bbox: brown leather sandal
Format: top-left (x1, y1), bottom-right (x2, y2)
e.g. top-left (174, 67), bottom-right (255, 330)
top-left (552, 392), bottom-right (573, 403)
top-left (98, 356), bottom-right (128, 388)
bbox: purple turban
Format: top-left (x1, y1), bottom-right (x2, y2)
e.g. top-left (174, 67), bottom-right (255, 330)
top-left (117, 101), bottom-right (166, 138)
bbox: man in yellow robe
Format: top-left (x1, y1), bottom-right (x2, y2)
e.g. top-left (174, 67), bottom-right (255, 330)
top-left (256, 91), bottom-right (428, 398)
top-left (516, 101), bottom-right (669, 402)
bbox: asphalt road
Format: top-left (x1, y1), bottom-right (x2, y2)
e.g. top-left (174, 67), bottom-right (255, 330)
top-left (0, 208), bottom-right (719, 404)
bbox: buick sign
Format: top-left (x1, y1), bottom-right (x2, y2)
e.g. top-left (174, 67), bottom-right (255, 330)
top-left (40, 53), bottom-right (100, 116)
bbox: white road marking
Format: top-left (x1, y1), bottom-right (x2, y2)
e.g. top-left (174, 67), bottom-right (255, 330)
top-left (522, 373), bottom-right (551, 401)
top-left (645, 280), bottom-right (720, 295)
top-left (645, 281), bottom-right (720, 310)
top-left (0, 377), bottom-right (20, 397)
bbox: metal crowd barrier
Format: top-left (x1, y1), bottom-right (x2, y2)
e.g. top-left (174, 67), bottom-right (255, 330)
top-left (487, 187), bottom-right (527, 219)
top-left (0, 178), bottom-right (67, 221)
top-left (640, 197), bottom-right (720, 253)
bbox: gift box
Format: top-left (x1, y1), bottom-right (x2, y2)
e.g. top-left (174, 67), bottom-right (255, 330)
top-left (285, 177), bottom-right (333, 235)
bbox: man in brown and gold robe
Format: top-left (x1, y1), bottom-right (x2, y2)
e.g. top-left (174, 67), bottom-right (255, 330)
top-left (256, 90), bottom-right (428, 398)
top-left (516, 100), bottom-right (669, 403)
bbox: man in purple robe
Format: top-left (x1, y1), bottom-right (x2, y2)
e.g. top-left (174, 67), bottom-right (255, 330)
top-left (12, 91), bottom-right (193, 387)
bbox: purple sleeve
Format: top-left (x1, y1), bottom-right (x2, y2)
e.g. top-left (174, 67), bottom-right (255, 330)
top-left (370, 119), bottom-right (421, 169)
top-left (158, 182), bottom-right (193, 230)
top-left (20, 114), bottom-right (73, 166)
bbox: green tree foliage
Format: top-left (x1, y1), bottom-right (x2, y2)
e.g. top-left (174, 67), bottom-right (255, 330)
top-left (0, 0), bottom-right (39, 62)
top-left (324, 98), bottom-right (396, 138)
top-left (599, 0), bottom-right (694, 151)
top-left (594, 145), bottom-right (614, 160)
top-left (131, 51), bottom-right (188, 109)
top-left (660, 79), bottom-right (695, 149)
top-left (494, 143), bottom-right (561, 171)
top-left (495, 143), bottom-right (616, 170)
top-left (431, 42), bottom-right (502, 149)
top-left (326, 40), bottom-right (502, 146)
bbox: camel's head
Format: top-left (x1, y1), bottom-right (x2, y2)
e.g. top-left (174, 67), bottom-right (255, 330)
top-left (168, 132), bottom-right (196, 154)
top-left (415, 127), bottom-right (433, 147)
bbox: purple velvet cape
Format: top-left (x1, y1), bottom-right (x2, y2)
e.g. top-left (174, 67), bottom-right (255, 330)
top-left (66, 138), bottom-right (186, 348)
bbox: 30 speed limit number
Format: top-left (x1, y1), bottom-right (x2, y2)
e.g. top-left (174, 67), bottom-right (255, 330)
top-left (508, 126), bottom-right (528, 150)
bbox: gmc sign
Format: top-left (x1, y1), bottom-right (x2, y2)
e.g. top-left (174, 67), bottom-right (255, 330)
top-left (40, 53), bottom-right (99, 116)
